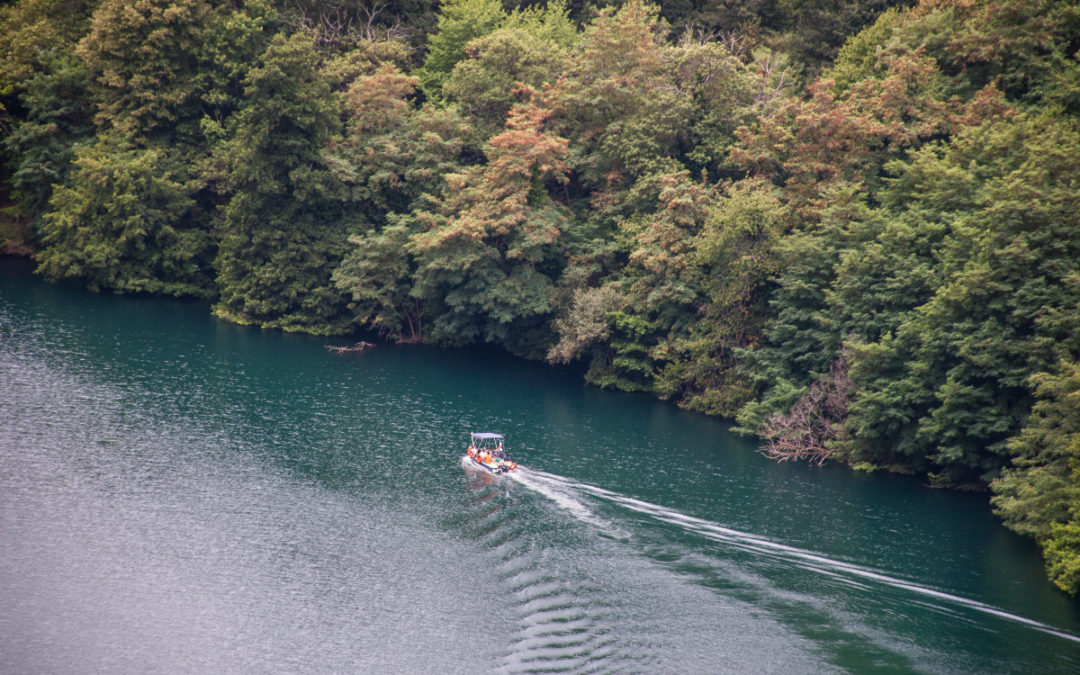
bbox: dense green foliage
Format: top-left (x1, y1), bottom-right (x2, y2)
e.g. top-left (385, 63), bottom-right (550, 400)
top-left (3, 0), bottom-right (1079, 593)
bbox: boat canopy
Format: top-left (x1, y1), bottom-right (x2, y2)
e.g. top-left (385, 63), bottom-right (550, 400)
top-left (471, 432), bottom-right (504, 440)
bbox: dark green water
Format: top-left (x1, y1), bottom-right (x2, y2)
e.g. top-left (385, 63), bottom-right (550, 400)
top-left (2, 259), bottom-right (1079, 674)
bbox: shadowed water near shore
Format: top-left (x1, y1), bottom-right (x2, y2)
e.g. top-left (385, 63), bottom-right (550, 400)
top-left (3, 260), bottom-right (1079, 673)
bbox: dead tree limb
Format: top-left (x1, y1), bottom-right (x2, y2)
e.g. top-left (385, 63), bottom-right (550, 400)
top-left (758, 348), bottom-right (854, 465)
top-left (325, 341), bottom-right (376, 354)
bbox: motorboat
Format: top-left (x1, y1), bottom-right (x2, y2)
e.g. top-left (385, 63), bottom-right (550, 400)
top-left (465, 432), bottom-right (518, 474)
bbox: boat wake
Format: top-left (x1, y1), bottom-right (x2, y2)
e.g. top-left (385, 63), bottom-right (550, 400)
top-left (459, 461), bottom-right (621, 673)
top-left (507, 466), bottom-right (623, 536)
top-left (512, 468), bottom-right (1080, 648)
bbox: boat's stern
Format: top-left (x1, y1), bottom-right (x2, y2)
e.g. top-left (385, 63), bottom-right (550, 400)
top-left (465, 447), bottom-right (517, 474)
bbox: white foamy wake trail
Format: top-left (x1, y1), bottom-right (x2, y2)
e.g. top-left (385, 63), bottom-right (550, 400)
top-left (507, 467), bottom-right (623, 536)
top-left (518, 468), bottom-right (1080, 646)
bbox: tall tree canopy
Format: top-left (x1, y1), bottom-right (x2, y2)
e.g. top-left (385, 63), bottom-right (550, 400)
top-left (213, 31), bottom-right (350, 333)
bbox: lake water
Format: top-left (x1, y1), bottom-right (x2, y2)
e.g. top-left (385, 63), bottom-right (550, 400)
top-left (2, 259), bottom-right (1079, 673)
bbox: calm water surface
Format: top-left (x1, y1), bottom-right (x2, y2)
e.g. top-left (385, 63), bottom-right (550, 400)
top-left (2, 259), bottom-right (1079, 673)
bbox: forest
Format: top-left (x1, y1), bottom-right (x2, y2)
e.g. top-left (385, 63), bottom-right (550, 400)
top-left (2, 0), bottom-right (1079, 594)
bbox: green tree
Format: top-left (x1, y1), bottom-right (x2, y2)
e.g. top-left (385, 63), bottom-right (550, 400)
top-left (775, 0), bottom-right (904, 78)
top-left (733, 188), bottom-right (865, 432)
top-left (36, 134), bottom-right (213, 296)
top-left (213, 32), bottom-right (350, 333)
top-left (545, 0), bottom-right (690, 211)
top-left (657, 178), bottom-right (786, 415)
top-left (827, 0), bottom-right (1080, 113)
top-left (194, 0), bottom-right (275, 127)
top-left (623, 173), bottom-right (713, 332)
top-left (76, 0), bottom-right (216, 145)
top-left (732, 43), bottom-right (952, 217)
top-left (827, 6), bottom-right (906, 92)
top-left (846, 110), bottom-right (1080, 484)
top-left (942, 0), bottom-right (1080, 114)
top-left (322, 37), bottom-right (413, 94)
top-left (730, 33), bottom-right (1002, 442)
top-left (327, 64), bottom-right (471, 224)
top-left (992, 359), bottom-right (1080, 595)
top-left (415, 0), bottom-right (506, 104)
top-left (540, 2), bottom-right (767, 396)
top-left (0, 0), bottom-right (97, 250)
top-left (442, 4), bottom-right (576, 138)
top-left (407, 100), bottom-right (571, 355)
top-left (587, 172), bottom-right (715, 392)
top-left (334, 216), bottom-right (425, 341)
top-left (0, 0), bottom-right (95, 93)
top-left (73, 0), bottom-right (272, 166)
top-left (29, 0), bottom-right (272, 297)
top-left (3, 50), bottom-right (94, 237)
top-left (546, 283), bottom-right (624, 367)
top-left (330, 65), bottom-right (471, 341)
top-left (669, 33), bottom-right (764, 179)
